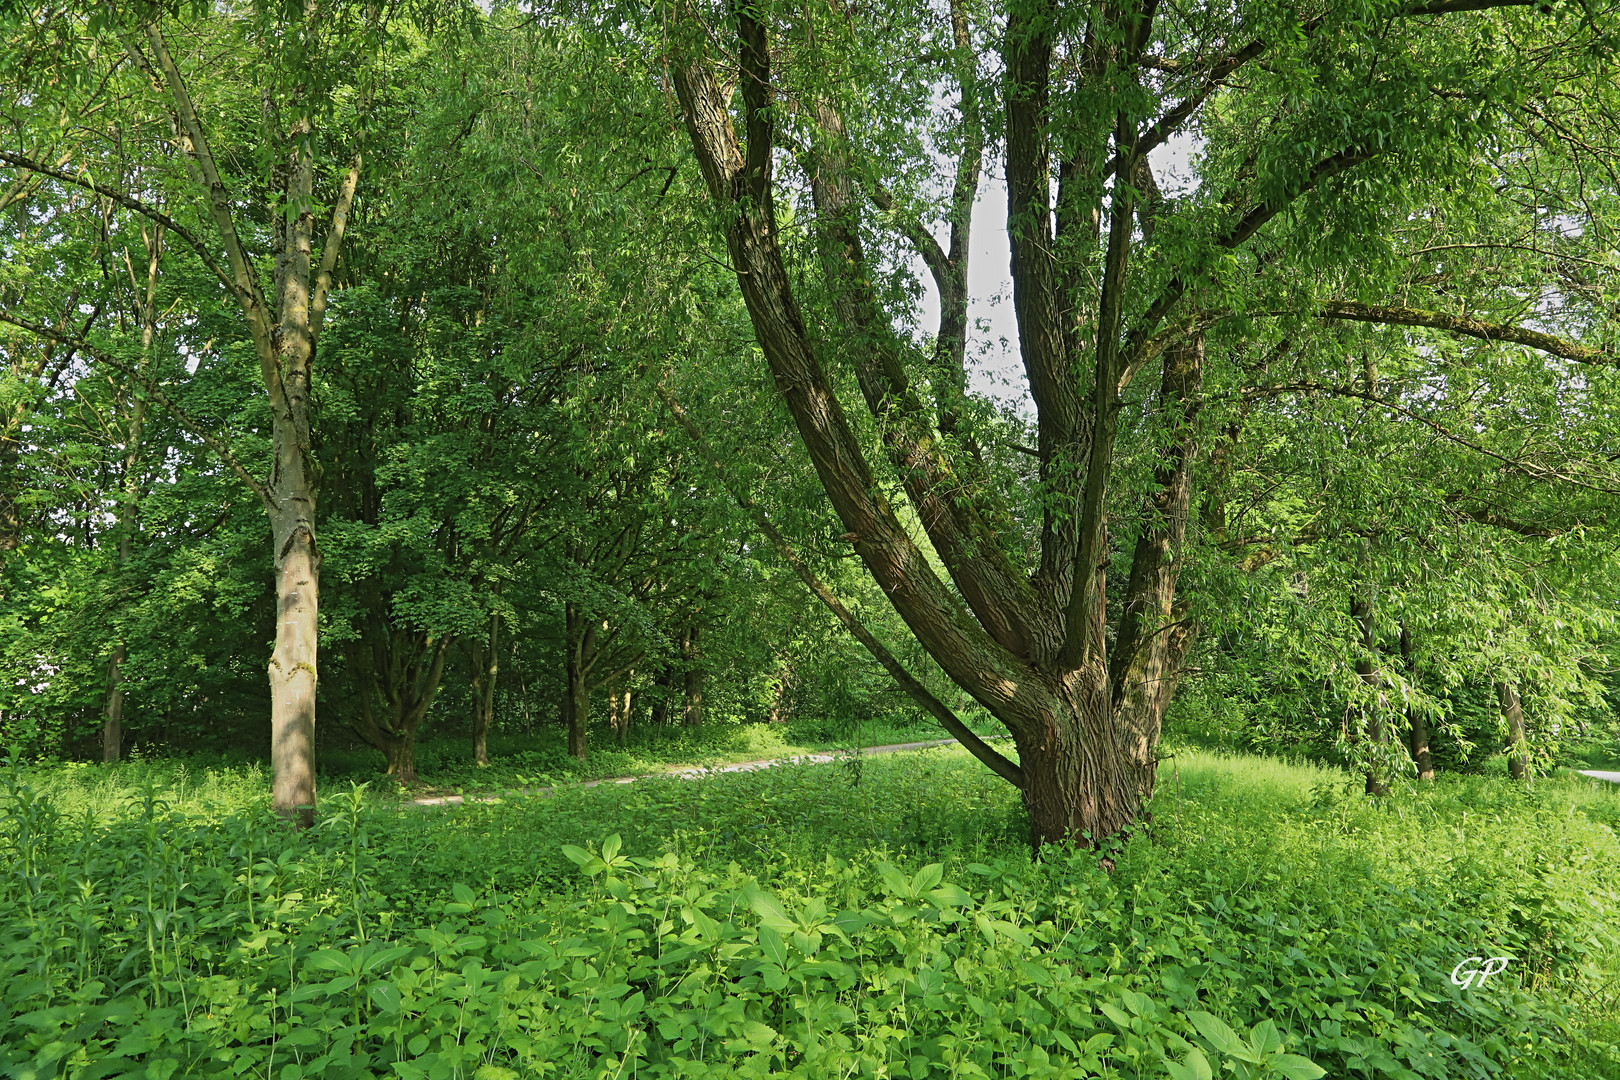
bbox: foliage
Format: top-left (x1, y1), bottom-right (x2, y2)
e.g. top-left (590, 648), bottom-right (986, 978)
top-left (1, 747), bottom-right (1616, 1077)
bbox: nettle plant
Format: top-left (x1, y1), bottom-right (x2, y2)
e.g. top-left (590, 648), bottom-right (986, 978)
top-left (557, 835), bottom-right (1325, 1079)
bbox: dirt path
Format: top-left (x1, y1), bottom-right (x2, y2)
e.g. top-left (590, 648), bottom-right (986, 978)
top-left (411, 736), bottom-right (994, 807)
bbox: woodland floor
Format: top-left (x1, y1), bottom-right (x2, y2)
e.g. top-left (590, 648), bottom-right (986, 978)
top-left (3, 740), bottom-right (1619, 1078)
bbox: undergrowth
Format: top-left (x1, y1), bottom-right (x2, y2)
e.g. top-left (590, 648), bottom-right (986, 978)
top-left (1, 747), bottom-right (1616, 1078)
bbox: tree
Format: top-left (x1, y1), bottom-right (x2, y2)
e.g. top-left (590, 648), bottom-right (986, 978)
top-left (660, 0), bottom-right (1616, 846)
top-left (0, 2), bottom-right (468, 821)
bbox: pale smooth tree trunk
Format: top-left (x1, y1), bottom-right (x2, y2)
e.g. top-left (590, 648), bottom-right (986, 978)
top-left (1498, 680), bottom-right (1528, 779)
top-left (137, 23), bottom-right (363, 825)
top-left (609, 671), bottom-right (633, 743)
top-left (668, 7), bottom-right (1273, 848)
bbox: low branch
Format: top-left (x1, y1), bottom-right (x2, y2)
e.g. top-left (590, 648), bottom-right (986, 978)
top-left (1316, 300), bottom-right (1615, 367)
top-left (0, 312), bottom-right (271, 508)
top-left (1402, 0), bottom-right (1541, 14)
top-left (654, 378), bottom-right (1025, 790)
top-left (0, 150), bottom-right (237, 298)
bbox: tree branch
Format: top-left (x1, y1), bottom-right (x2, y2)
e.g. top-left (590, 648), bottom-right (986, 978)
top-left (654, 378), bottom-right (1025, 789)
top-left (669, 17), bottom-right (1040, 728)
top-left (310, 150), bottom-right (362, 344)
top-left (0, 150), bottom-right (237, 299)
top-left (133, 25), bottom-right (279, 387)
top-left (1316, 300), bottom-right (1616, 367)
top-left (1242, 381), bottom-right (1620, 494)
top-left (0, 312), bottom-right (271, 508)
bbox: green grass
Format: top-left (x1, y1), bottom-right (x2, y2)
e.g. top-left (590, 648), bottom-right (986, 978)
top-left (313, 714), bottom-right (1005, 797)
top-left (2, 745), bottom-right (1617, 1078)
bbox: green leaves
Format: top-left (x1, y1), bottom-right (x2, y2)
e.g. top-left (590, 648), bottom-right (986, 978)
top-left (1165, 1046), bottom-right (1214, 1080)
top-left (1185, 1011), bottom-right (1326, 1079)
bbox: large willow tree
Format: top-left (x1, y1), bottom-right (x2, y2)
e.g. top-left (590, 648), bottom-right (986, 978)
top-left (659, 0), bottom-right (1616, 847)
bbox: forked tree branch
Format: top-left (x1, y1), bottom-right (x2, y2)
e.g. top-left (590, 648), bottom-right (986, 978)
top-left (133, 25), bottom-right (279, 385)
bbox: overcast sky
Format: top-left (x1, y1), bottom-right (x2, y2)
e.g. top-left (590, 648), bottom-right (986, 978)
top-left (913, 133), bottom-right (1201, 408)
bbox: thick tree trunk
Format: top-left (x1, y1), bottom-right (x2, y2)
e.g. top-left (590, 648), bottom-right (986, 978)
top-left (564, 661), bottom-right (591, 760)
top-left (1016, 671), bottom-right (1161, 848)
top-left (471, 611), bottom-right (498, 766)
top-left (103, 644), bottom-right (126, 764)
top-left (351, 632), bottom-right (450, 788)
top-left (1498, 680), bottom-right (1528, 779)
top-left (668, 15), bottom-right (1197, 851)
top-left (268, 496), bottom-right (320, 824)
top-left (383, 726), bottom-right (418, 785)
top-left (563, 602), bottom-right (595, 759)
top-left (681, 624), bottom-right (703, 728)
top-left (1400, 626), bottom-right (1433, 780)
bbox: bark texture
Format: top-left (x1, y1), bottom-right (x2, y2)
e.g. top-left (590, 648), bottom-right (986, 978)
top-left (1399, 626), bottom-right (1433, 780)
top-left (135, 23), bottom-right (363, 825)
top-left (351, 630), bottom-right (451, 786)
top-left (1498, 680), bottom-right (1528, 779)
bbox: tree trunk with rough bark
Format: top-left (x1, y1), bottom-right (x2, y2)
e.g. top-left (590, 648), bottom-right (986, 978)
top-left (666, 6), bottom-right (1242, 848)
top-left (470, 611), bottom-right (498, 766)
top-left (1400, 626), bottom-right (1433, 780)
top-left (1498, 680), bottom-right (1528, 779)
top-left (681, 625), bottom-right (703, 728)
top-left (564, 661), bottom-right (591, 760)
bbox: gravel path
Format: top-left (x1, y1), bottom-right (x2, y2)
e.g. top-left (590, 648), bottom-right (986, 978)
top-left (411, 736), bottom-right (987, 807)
top-left (1578, 770), bottom-right (1620, 784)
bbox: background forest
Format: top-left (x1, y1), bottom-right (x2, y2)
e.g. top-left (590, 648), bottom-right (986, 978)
top-left (2, 0), bottom-right (1620, 1077)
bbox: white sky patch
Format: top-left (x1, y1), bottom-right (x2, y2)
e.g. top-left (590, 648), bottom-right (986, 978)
top-left (912, 132), bottom-right (1201, 411)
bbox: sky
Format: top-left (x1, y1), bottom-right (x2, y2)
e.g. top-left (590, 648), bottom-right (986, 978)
top-left (913, 132), bottom-right (1202, 408)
